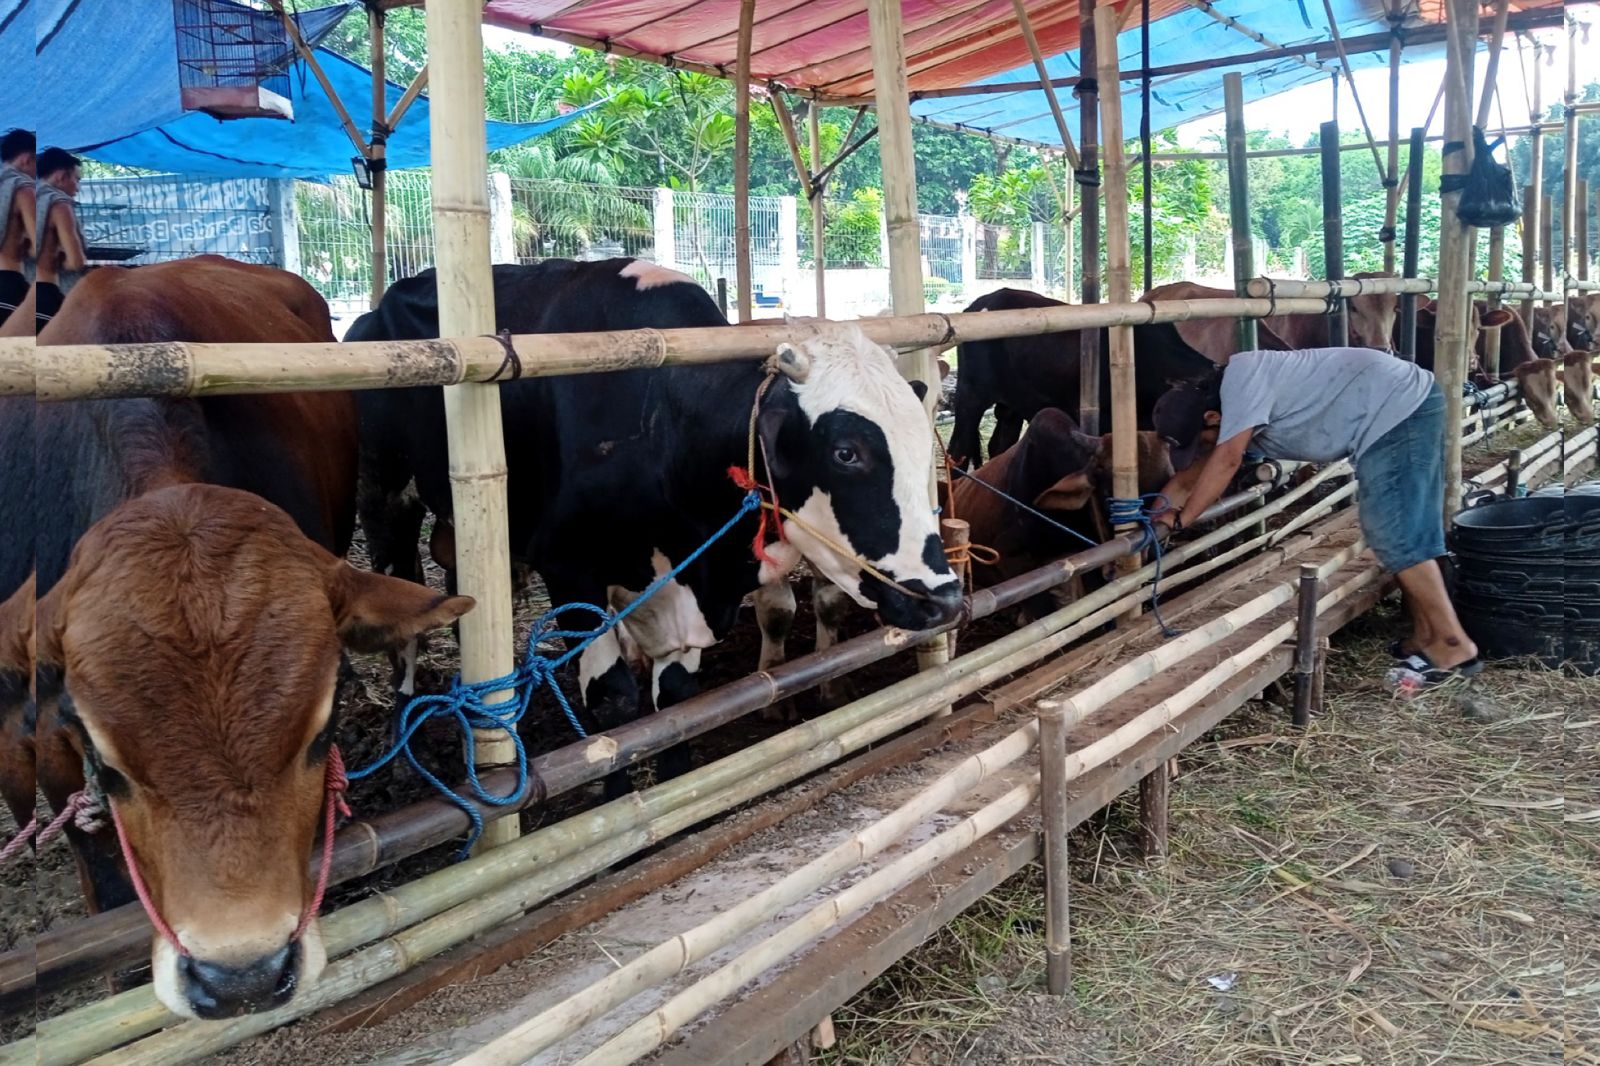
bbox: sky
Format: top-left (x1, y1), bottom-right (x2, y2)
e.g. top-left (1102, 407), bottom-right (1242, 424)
top-left (479, 9), bottom-right (1596, 153)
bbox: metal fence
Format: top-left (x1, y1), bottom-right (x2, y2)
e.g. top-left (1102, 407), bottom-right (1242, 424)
top-left (974, 220), bottom-right (1033, 281)
top-left (668, 187), bottom-right (786, 296)
top-left (508, 178), bottom-right (655, 263)
top-left (295, 172), bottom-right (435, 303)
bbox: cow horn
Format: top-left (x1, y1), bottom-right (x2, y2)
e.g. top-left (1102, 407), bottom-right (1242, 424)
top-left (774, 342), bottom-right (811, 383)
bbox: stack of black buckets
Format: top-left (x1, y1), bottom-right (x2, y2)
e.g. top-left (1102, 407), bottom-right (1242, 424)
top-left (1450, 489), bottom-right (1600, 674)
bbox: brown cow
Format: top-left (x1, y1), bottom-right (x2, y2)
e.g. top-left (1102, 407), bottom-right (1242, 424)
top-left (1143, 272), bottom-right (1398, 360)
top-left (1409, 298), bottom-right (1560, 428)
top-left (1562, 351), bottom-right (1596, 423)
top-left (15, 257), bottom-right (474, 1021)
top-left (946, 408), bottom-right (1172, 617)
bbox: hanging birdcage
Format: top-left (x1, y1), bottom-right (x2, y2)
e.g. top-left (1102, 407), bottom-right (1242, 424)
top-left (173, 0), bottom-right (298, 120)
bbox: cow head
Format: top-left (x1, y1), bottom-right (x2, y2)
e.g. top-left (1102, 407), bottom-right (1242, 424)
top-left (1530, 304), bottom-right (1567, 359)
top-left (756, 322), bottom-right (962, 631)
top-left (1568, 299), bottom-right (1596, 353)
top-left (37, 484), bottom-right (473, 1020)
top-left (1514, 358), bottom-right (1561, 428)
top-left (1562, 352), bottom-right (1596, 423)
top-left (1349, 272), bottom-right (1398, 352)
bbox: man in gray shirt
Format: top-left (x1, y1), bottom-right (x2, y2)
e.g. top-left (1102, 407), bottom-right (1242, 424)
top-left (1151, 348), bottom-right (1480, 685)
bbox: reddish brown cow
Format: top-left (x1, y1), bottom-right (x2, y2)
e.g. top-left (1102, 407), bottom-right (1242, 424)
top-left (1409, 298), bottom-right (1560, 427)
top-left (945, 408), bottom-right (1172, 617)
top-left (1143, 272), bottom-right (1398, 360)
top-left (14, 257), bottom-right (473, 1021)
top-left (1562, 351), bottom-right (1596, 423)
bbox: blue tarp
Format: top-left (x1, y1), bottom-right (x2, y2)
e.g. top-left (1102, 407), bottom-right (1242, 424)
top-left (912, 0), bottom-right (1446, 147)
top-left (0, 0), bottom-right (585, 178)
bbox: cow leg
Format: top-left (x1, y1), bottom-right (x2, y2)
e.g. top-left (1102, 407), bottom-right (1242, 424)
top-left (813, 578), bottom-right (856, 709)
top-left (577, 628), bottom-right (644, 800)
top-left (949, 382), bottom-right (992, 468)
top-left (752, 580), bottom-right (798, 721)
top-left (987, 407), bottom-right (1024, 460)
top-left (650, 647), bottom-right (703, 783)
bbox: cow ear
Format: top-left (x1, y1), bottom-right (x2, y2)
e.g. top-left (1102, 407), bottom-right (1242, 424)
top-left (757, 397), bottom-right (794, 479)
top-left (1481, 307), bottom-right (1515, 329)
top-left (908, 379), bottom-right (929, 403)
top-left (325, 564), bottom-right (474, 654)
top-left (1034, 472), bottom-right (1095, 513)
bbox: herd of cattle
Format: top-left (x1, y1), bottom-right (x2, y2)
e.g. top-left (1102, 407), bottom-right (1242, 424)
top-left (1, 254), bottom-right (1596, 1023)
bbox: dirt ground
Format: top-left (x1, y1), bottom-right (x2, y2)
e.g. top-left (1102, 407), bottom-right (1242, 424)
top-left (818, 601), bottom-right (1598, 1065)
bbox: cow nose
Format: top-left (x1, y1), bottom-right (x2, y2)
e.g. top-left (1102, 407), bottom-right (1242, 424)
top-left (181, 942), bottom-right (299, 1019)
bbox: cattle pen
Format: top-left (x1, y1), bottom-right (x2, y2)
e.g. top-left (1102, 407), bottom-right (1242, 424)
top-left (3, 0), bottom-right (1597, 1064)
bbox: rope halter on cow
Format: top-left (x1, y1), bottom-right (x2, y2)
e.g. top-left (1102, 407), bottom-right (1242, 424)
top-left (91, 746), bottom-right (349, 956)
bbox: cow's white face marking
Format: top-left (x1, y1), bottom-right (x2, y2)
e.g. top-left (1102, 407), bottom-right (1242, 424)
top-left (777, 323), bottom-right (956, 611)
top-left (578, 628), bottom-right (628, 698)
top-left (620, 259), bottom-right (697, 292)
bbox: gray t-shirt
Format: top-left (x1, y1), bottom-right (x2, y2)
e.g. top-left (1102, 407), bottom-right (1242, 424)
top-left (1219, 348), bottom-right (1436, 463)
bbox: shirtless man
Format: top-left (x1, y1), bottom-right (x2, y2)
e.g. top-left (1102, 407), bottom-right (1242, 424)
top-left (34, 146), bottom-right (88, 335)
top-left (0, 129), bottom-right (34, 328)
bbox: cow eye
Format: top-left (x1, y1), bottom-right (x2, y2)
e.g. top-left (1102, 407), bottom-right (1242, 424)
top-left (833, 445), bottom-right (860, 467)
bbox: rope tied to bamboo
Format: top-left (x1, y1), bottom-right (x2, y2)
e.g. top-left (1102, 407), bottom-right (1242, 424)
top-left (350, 489), bottom-right (763, 855)
top-left (484, 328), bottom-right (522, 382)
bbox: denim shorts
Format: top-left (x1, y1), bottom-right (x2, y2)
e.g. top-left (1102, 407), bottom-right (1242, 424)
top-left (1353, 383), bottom-right (1447, 573)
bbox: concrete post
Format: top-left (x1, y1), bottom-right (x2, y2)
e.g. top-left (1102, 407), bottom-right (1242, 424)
top-left (268, 179), bottom-right (301, 275)
top-left (778, 194), bottom-right (799, 309)
top-left (488, 172), bottom-right (515, 264)
top-left (961, 214), bottom-right (978, 294)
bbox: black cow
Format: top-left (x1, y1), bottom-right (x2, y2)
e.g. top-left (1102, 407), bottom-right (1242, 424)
top-left (949, 288), bottom-right (1221, 468)
top-left (351, 259), bottom-right (961, 777)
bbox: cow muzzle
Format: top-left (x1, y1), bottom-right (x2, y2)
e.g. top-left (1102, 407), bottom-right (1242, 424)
top-left (863, 574), bottom-right (964, 631)
top-left (180, 941), bottom-right (300, 1019)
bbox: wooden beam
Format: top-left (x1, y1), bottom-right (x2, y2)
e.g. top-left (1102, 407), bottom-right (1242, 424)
top-left (1181, 0), bottom-right (1335, 77)
top-left (768, 91), bottom-right (812, 199)
top-left (1382, 1), bottom-right (1403, 274)
top-left (1008, 0), bottom-right (1080, 170)
top-left (267, 0), bottom-right (368, 156)
top-left (808, 105), bottom-right (827, 316)
top-left (386, 63), bottom-right (429, 131)
top-left (1224, 73), bottom-right (1256, 352)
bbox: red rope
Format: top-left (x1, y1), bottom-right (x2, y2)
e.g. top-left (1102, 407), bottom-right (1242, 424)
top-left (107, 744), bottom-right (353, 955)
top-left (728, 465), bottom-right (787, 567)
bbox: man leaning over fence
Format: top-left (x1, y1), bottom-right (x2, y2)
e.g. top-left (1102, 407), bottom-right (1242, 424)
top-left (0, 129), bottom-right (34, 328)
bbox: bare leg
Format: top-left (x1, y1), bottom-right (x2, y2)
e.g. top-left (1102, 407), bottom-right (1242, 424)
top-left (1394, 560), bottom-right (1476, 669)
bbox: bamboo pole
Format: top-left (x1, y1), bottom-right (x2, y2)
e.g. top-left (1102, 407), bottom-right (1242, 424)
top-left (1484, 225), bottom-right (1506, 377)
top-left (386, 63), bottom-right (428, 131)
top-left (1521, 39), bottom-right (1544, 326)
top-left (1291, 564), bottom-right (1320, 727)
top-left (1009, 0), bottom-right (1080, 170)
top-left (565, 553), bottom-right (1381, 1066)
top-left (1224, 73), bottom-right (1257, 352)
top-left (809, 105), bottom-right (826, 315)
top-left (267, 0), bottom-right (368, 155)
top-left (1401, 128), bottom-right (1427, 361)
top-left (427, 0), bottom-right (519, 852)
top-left (1094, 4), bottom-right (1140, 620)
top-left (1475, 0), bottom-right (1512, 130)
top-left (369, 7), bottom-right (388, 308)
top-left (1038, 702), bottom-right (1072, 997)
top-left (1561, 14), bottom-right (1577, 287)
top-left (1321, 120), bottom-right (1348, 347)
top-left (1579, 180), bottom-right (1590, 282)
top-left (733, 0), bottom-right (755, 323)
top-left (1243, 277), bottom-right (1538, 299)
top-left (28, 470), bottom-right (1362, 1062)
top-left (1078, 0), bottom-right (1102, 434)
top-left (1435, 0), bottom-right (1479, 520)
top-left (34, 295), bottom-right (1356, 401)
top-left (1543, 192), bottom-right (1555, 303)
top-left (1382, 2), bottom-right (1403, 275)
top-left (1318, 0), bottom-right (1386, 183)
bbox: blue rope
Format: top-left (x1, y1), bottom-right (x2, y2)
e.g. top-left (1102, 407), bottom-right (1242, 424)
top-left (1108, 494), bottom-right (1182, 639)
top-left (349, 490), bottom-right (763, 855)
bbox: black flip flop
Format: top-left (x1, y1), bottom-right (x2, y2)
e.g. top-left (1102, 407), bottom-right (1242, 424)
top-left (1400, 653), bottom-right (1484, 686)
top-left (1387, 639), bottom-right (1415, 660)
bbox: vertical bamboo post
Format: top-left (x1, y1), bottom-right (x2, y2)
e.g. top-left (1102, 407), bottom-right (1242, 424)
top-left (428, 0), bottom-right (520, 850)
top-left (1579, 180), bottom-right (1590, 282)
top-left (1399, 127), bottom-right (1424, 361)
top-left (808, 105), bottom-right (827, 316)
top-left (1139, 759), bottom-right (1169, 860)
top-left (1077, 0), bottom-right (1103, 434)
top-left (1320, 121), bottom-right (1348, 347)
top-left (868, 0), bottom-right (949, 704)
top-left (1543, 193), bottom-right (1555, 301)
top-left (1435, 0), bottom-right (1478, 521)
top-left (1520, 43), bottom-right (1543, 326)
top-left (369, 7), bottom-right (388, 307)
top-left (1508, 447), bottom-right (1524, 497)
top-left (1561, 14), bottom-right (1578, 288)
top-left (1094, 7), bottom-right (1141, 630)
top-left (1475, 0), bottom-right (1512, 131)
top-left (1484, 226), bottom-right (1506, 376)
top-left (733, 0), bottom-right (756, 323)
top-left (1291, 564), bottom-right (1320, 727)
top-left (1139, 0), bottom-right (1153, 294)
top-left (1224, 73), bottom-right (1257, 352)
top-left (1381, 4), bottom-right (1403, 275)
top-left (1063, 166), bottom-right (1076, 300)
top-left (941, 518), bottom-right (970, 659)
top-left (1037, 700), bottom-right (1072, 997)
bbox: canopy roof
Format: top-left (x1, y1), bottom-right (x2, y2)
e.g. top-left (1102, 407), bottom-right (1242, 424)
top-left (1, 0), bottom-right (584, 177)
top-left (446, 0), bottom-right (1566, 148)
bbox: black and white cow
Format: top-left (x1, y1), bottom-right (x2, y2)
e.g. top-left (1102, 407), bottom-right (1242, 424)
top-left (351, 259), bottom-right (961, 782)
